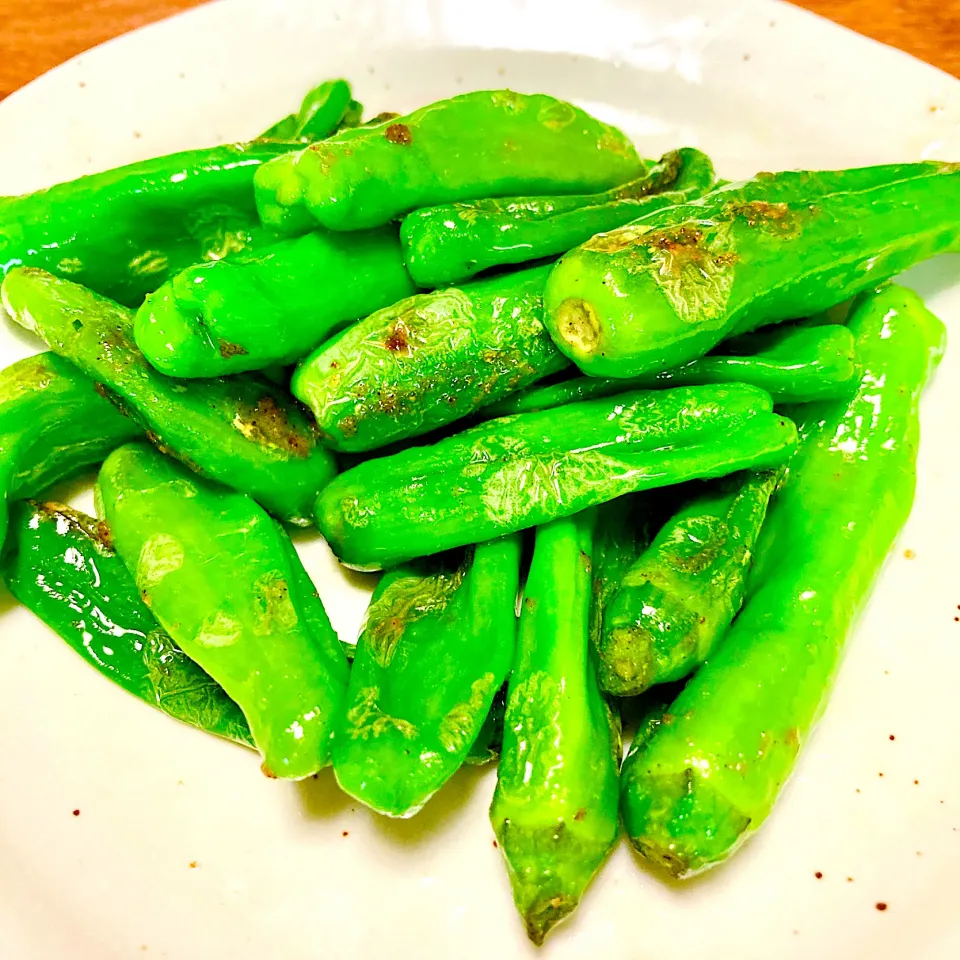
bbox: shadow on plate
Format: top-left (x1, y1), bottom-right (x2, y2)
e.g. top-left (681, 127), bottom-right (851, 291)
top-left (295, 767), bottom-right (354, 819)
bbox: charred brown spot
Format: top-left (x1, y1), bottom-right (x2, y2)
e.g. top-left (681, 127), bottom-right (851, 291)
top-left (338, 414), bottom-right (359, 438)
top-left (218, 340), bottom-right (248, 359)
top-left (573, 808), bottom-right (587, 821)
top-left (95, 521), bottom-right (114, 551)
top-left (234, 396), bottom-right (312, 457)
top-left (140, 589), bottom-right (151, 607)
top-left (261, 763), bottom-right (278, 779)
top-left (385, 123), bottom-right (412, 145)
top-left (384, 322), bottom-right (410, 354)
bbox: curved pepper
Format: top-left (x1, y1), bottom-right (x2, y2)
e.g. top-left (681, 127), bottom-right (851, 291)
top-left (292, 263), bottom-right (566, 452)
top-left (260, 79), bottom-right (361, 141)
top-left (400, 148), bottom-right (714, 287)
top-left (333, 534), bottom-right (520, 816)
top-left (0, 352), bottom-right (141, 550)
top-left (255, 89), bottom-right (645, 234)
top-left (316, 383), bottom-right (798, 569)
top-left (135, 226), bottom-right (416, 377)
top-left (543, 160), bottom-right (960, 377)
top-left (1, 500), bottom-right (252, 746)
top-left (2, 268), bottom-right (336, 526)
top-left (98, 443), bottom-right (350, 779)
top-left (619, 283), bottom-right (945, 877)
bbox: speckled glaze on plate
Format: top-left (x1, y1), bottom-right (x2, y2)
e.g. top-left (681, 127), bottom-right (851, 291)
top-left (0, 1), bottom-right (959, 958)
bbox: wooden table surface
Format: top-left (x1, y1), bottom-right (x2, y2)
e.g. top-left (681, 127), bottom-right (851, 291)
top-left (0, 0), bottom-right (957, 100)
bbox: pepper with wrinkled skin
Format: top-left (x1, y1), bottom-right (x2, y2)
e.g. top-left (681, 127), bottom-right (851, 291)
top-left (597, 469), bottom-right (781, 696)
top-left (2, 268), bottom-right (336, 525)
top-left (293, 263), bottom-right (566, 452)
top-left (316, 383), bottom-right (798, 569)
top-left (334, 534), bottom-right (520, 816)
top-left (260, 79), bottom-right (361, 141)
top-left (485, 323), bottom-right (857, 416)
top-left (255, 89), bottom-right (645, 234)
top-left (98, 443), bottom-right (350, 779)
top-left (400, 148), bottom-right (714, 288)
top-left (1, 500), bottom-right (252, 746)
top-left (135, 227), bottom-right (417, 377)
top-left (490, 510), bottom-right (619, 945)
top-left (0, 141), bottom-right (297, 308)
top-left (544, 160), bottom-right (960, 377)
top-left (619, 283), bottom-right (945, 877)
top-left (0, 352), bottom-right (141, 550)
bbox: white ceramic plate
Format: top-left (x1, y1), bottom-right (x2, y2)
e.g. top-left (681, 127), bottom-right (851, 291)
top-left (1, 1), bottom-right (959, 957)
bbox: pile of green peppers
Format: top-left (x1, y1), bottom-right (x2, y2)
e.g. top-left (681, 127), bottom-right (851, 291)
top-left (0, 75), bottom-right (953, 945)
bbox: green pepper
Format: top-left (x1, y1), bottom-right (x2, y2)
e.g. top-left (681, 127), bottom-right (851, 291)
top-left (400, 148), bottom-right (715, 288)
top-left (0, 352), bottom-right (141, 550)
top-left (0, 141), bottom-right (297, 308)
top-left (98, 443), bottom-right (350, 779)
top-left (334, 534), bottom-right (520, 816)
top-left (260, 79), bottom-right (361, 141)
top-left (316, 383), bottom-right (798, 569)
top-left (543, 161), bottom-right (960, 377)
top-left (485, 323), bottom-right (857, 416)
top-left (1, 500), bottom-right (252, 746)
top-left (292, 263), bottom-right (566, 452)
top-left (135, 226), bottom-right (417, 377)
top-left (2, 268), bottom-right (336, 525)
top-left (490, 510), bottom-right (619, 945)
top-left (619, 283), bottom-right (945, 877)
top-left (597, 469), bottom-right (781, 696)
top-left (464, 684), bottom-right (507, 766)
top-left (255, 90), bottom-right (645, 234)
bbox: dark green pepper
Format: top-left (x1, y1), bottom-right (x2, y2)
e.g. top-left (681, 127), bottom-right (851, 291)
top-left (544, 161), bottom-right (960, 377)
top-left (2, 268), bottom-right (336, 525)
top-left (255, 90), bottom-right (645, 234)
top-left (1, 500), bottom-right (252, 746)
top-left (464, 684), bottom-right (507, 766)
top-left (619, 283), bottom-right (945, 876)
top-left (260, 79), bottom-right (361, 141)
top-left (400, 148), bottom-right (715, 287)
top-left (316, 383), bottom-right (798, 569)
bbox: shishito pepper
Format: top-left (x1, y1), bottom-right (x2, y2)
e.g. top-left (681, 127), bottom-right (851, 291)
top-left (334, 534), bottom-right (520, 817)
top-left (619, 283), bottom-right (945, 877)
top-left (0, 352), bottom-right (141, 550)
top-left (316, 383), bottom-right (798, 569)
top-left (255, 90), bottom-right (645, 234)
top-left (2, 268), bottom-right (336, 525)
top-left (260, 79), bottom-right (361, 141)
top-left (543, 160), bottom-right (960, 377)
top-left (490, 510), bottom-right (619, 945)
top-left (292, 263), bottom-right (566, 452)
top-left (400, 148), bottom-right (715, 288)
top-left (0, 140), bottom-right (297, 307)
top-left (98, 443), bottom-right (350, 779)
top-left (1, 500), bottom-right (252, 746)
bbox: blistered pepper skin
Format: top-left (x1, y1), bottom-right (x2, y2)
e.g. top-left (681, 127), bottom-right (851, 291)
top-left (544, 161), bottom-right (960, 377)
top-left (255, 90), bottom-right (645, 233)
top-left (486, 324), bottom-right (857, 417)
top-left (98, 444), bottom-right (350, 779)
top-left (619, 284), bottom-right (945, 877)
top-left (2, 268), bottom-right (336, 525)
top-left (292, 263), bottom-right (567, 452)
top-left (0, 352), bottom-right (141, 550)
top-left (0, 141), bottom-right (296, 307)
top-left (334, 534), bottom-right (520, 817)
top-left (135, 227), bottom-right (416, 377)
top-left (400, 149), bottom-right (715, 288)
top-left (316, 383), bottom-right (798, 570)
top-left (490, 511), bottom-right (619, 945)
top-left (1, 500), bottom-right (252, 746)
top-left (597, 469), bottom-right (780, 696)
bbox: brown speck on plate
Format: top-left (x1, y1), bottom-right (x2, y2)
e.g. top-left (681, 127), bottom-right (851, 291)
top-left (904, 548), bottom-right (916, 559)
top-left (492, 840), bottom-right (498, 848)
top-left (847, 877), bottom-right (854, 883)
top-left (342, 831), bottom-right (349, 837)
top-left (814, 871), bottom-right (823, 879)
top-left (875, 902), bottom-right (888, 912)
top-left (72, 809), bottom-right (80, 816)
top-left (189, 861), bottom-right (198, 869)
top-left (914, 779), bottom-right (920, 785)
top-left (743, 53), bottom-right (751, 61)
top-left (878, 772), bottom-right (884, 777)
top-left (889, 734), bottom-right (896, 741)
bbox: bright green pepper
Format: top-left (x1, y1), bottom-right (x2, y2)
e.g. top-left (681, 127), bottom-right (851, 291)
top-left (485, 324), bottom-right (857, 416)
top-left (98, 443), bottom-right (351, 779)
top-left (597, 469), bottom-right (781, 696)
top-left (334, 534), bottom-right (520, 816)
top-left (619, 283), bottom-right (945, 877)
top-left (2, 268), bottom-right (336, 525)
top-left (490, 510), bottom-right (619, 945)
top-left (292, 263), bottom-right (566, 452)
top-left (316, 383), bottom-right (798, 569)
top-left (1, 500), bottom-right (252, 746)
top-left (543, 161), bottom-right (960, 377)
top-left (0, 141), bottom-right (297, 307)
top-left (400, 148), bottom-right (715, 288)
top-left (135, 227), bottom-right (417, 377)
top-left (255, 90), bottom-right (645, 234)
top-left (260, 79), bottom-right (360, 141)
top-left (0, 352), bottom-right (141, 550)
